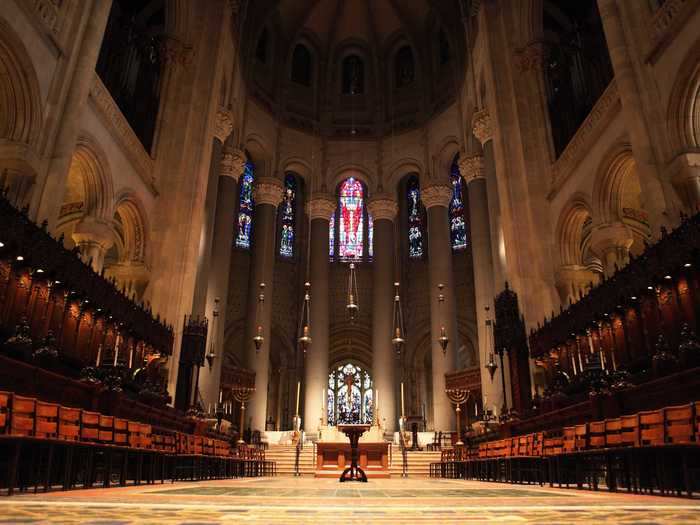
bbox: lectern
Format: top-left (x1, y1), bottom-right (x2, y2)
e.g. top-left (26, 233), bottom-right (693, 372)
top-left (337, 424), bottom-right (370, 482)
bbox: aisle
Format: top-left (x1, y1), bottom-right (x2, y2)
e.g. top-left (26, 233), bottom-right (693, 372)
top-left (2, 477), bottom-right (699, 523)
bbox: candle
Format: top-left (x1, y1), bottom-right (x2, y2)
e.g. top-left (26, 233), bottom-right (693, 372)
top-left (95, 345), bottom-right (102, 367)
top-left (208, 403), bottom-right (212, 414)
top-left (376, 389), bottom-right (379, 415)
top-left (578, 349), bottom-right (584, 371)
top-left (219, 390), bottom-right (223, 404)
top-left (400, 383), bottom-right (405, 416)
top-left (128, 345), bottom-right (134, 369)
top-left (113, 345), bottom-right (119, 366)
top-left (600, 350), bottom-right (606, 371)
top-left (475, 399), bottom-right (478, 416)
top-left (295, 381), bottom-right (300, 414)
top-left (587, 333), bottom-right (594, 354)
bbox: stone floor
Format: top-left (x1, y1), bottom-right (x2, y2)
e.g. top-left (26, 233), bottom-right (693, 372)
top-left (2, 477), bottom-right (700, 523)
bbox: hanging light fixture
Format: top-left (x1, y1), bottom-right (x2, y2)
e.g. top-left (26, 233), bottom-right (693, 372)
top-left (297, 282), bottom-right (312, 353)
top-left (253, 282), bottom-right (265, 352)
top-left (392, 282), bottom-right (405, 355)
top-left (205, 298), bottom-right (219, 368)
top-left (437, 284), bottom-right (449, 353)
top-left (346, 262), bottom-right (359, 322)
top-left (484, 306), bottom-right (498, 380)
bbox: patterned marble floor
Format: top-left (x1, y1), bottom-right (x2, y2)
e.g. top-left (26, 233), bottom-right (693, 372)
top-left (2, 477), bottom-right (700, 524)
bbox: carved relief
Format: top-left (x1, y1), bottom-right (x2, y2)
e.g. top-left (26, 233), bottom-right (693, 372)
top-left (421, 184), bottom-right (452, 208)
top-left (471, 109), bottom-right (492, 145)
top-left (458, 154), bottom-right (485, 183)
top-left (367, 197), bottom-right (398, 222)
top-left (89, 75), bottom-right (157, 194)
top-left (253, 177), bottom-right (284, 207)
top-left (306, 194), bottom-right (336, 220)
top-left (214, 107), bottom-right (234, 142)
top-left (220, 147), bottom-right (246, 181)
top-left (514, 42), bottom-right (549, 74)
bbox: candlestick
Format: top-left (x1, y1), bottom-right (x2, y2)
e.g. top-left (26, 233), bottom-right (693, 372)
top-left (95, 345), bottom-right (102, 367)
top-left (295, 381), bottom-right (300, 414)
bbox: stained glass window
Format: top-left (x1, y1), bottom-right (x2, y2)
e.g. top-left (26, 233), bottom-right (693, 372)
top-left (279, 173), bottom-right (296, 257)
top-left (368, 214), bottom-right (374, 259)
top-left (450, 158), bottom-right (467, 250)
top-left (407, 175), bottom-right (424, 258)
top-left (327, 363), bottom-right (373, 426)
top-left (235, 161), bottom-right (254, 249)
top-left (329, 214), bottom-right (335, 257)
top-left (338, 178), bottom-right (364, 260)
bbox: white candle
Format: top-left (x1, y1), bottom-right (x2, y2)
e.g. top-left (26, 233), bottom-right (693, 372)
top-left (587, 334), bottom-right (595, 354)
top-left (475, 400), bottom-right (478, 416)
top-left (295, 381), bottom-right (300, 414)
top-left (208, 403), bottom-right (212, 414)
top-left (376, 389), bottom-right (379, 414)
top-left (95, 345), bottom-right (102, 367)
top-left (128, 345), bottom-right (134, 369)
top-left (113, 344), bottom-right (119, 366)
top-left (219, 390), bottom-right (223, 404)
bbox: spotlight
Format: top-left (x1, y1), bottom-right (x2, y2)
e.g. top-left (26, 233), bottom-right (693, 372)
top-left (36, 268), bottom-right (44, 274)
top-left (664, 275), bottom-right (672, 280)
top-left (631, 296), bottom-right (637, 300)
top-left (684, 263), bottom-right (692, 268)
top-left (16, 255), bottom-right (24, 261)
top-left (0, 241), bottom-right (4, 247)
top-left (647, 286), bottom-right (653, 290)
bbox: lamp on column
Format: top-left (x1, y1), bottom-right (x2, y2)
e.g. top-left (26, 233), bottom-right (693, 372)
top-left (437, 284), bottom-right (449, 354)
top-left (253, 283), bottom-right (265, 352)
top-left (206, 298), bottom-right (219, 368)
top-left (346, 262), bottom-right (359, 322)
top-left (484, 306), bottom-right (498, 380)
top-left (297, 282), bottom-right (312, 353)
top-left (391, 282), bottom-right (405, 355)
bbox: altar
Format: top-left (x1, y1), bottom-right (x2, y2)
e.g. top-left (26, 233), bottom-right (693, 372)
top-left (315, 425), bottom-right (390, 479)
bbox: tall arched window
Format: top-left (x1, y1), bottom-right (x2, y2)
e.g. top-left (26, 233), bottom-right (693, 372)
top-left (450, 158), bottom-right (467, 250)
top-left (342, 55), bottom-right (364, 94)
top-left (327, 363), bottom-right (373, 426)
top-left (330, 177), bottom-right (373, 261)
top-left (279, 173), bottom-right (296, 257)
top-left (291, 44), bottom-right (312, 86)
top-left (407, 175), bottom-right (424, 258)
top-left (235, 161), bottom-right (255, 249)
top-left (395, 45), bottom-right (415, 87)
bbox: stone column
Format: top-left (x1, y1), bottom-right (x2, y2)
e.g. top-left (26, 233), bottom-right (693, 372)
top-left (244, 177), bottom-right (284, 431)
top-left (35, 0), bottom-right (113, 228)
top-left (459, 155), bottom-right (505, 414)
top-left (367, 196), bottom-right (399, 434)
top-left (422, 184), bottom-right (458, 431)
top-left (598, 0), bottom-right (670, 232)
top-left (192, 107), bottom-right (235, 317)
top-left (197, 147), bottom-right (245, 409)
top-left (472, 109), bottom-right (506, 291)
top-left (590, 222), bottom-right (633, 277)
top-left (303, 194), bottom-right (335, 437)
top-left (71, 216), bottom-right (114, 272)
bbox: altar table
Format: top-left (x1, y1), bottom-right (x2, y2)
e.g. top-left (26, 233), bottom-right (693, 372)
top-left (315, 441), bottom-right (390, 478)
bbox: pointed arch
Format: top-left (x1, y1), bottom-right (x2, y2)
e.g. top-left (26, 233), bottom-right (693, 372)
top-left (556, 194), bottom-right (593, 267)
top-left (113, 192), bottom-right (149, 264)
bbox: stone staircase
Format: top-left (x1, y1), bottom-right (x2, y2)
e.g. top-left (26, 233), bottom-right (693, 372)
top-left (265, 444), bottom-right (317, 476)
top-left (389, 446), bottom-right (442, 477)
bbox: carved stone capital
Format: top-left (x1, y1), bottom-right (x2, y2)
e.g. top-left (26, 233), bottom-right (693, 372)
top-left (458, 155), bottom-right (485, 184)
top-left (72, 217), bottom-right (114, 249)
top-left (367, 195), bottom-right (398, 221)
top-left (421, 184), bottom-right (453, 209)
top-left (514, 41), bottom-right (548, 73)
top-left (214, 107), bottom-right (234, 142)
top-left (220, 147), bottom-right (246, 181)
top-left (306, 193), bottom-right (336, 220)
top-left (254, 177), bottom-right (284, 207)
top-left (471, 109), bottom-right (492, 145)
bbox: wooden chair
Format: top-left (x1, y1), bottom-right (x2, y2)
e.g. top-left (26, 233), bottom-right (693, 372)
top-left (0, 391), bottom-right (10, 433)
top-left (113, 418), bottom-right (128, 446)
top-left (80, 411), bottom-right (100, 443)
top-left (10, 395), bottom-right (36, 437)
top-left (35, 401), bottom-right (59, 439)
top-left (665, 404), bottom-right (695, 445)
top-left (661, 404), bottom-right (697, 497)
top-left (57, 407), bottom-right (81, 442)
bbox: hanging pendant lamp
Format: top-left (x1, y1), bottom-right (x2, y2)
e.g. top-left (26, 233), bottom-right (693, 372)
top-left (437, 284), bottom-right (449, 353)
top-left (253, 282), bottom-right (265, 352)
top-left (392, 282), bottom-right (405, 355)
top-left (346, 262), bottom-right (359, 322)
top-left (297, 282), bottom-right (312, 353)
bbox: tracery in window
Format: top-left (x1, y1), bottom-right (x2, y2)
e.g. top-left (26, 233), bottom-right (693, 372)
top-left (327, 363), bottom-right (373, 426)
top-left (235, 162), bottom-right (254, 249)
top-left (407, 175), bottom-right (424, 258)
top-left (450, 158), bottom-right (467, 250)
top-left (279, 173), bottom-right (296, 257)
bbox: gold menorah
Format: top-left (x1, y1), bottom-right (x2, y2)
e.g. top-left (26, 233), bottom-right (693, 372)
top-left (232, 386), bottom-right (255, 444)
top-left (445, 388), bottom-right (470, 446)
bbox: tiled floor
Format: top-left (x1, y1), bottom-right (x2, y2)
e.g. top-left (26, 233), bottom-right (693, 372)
top-left (2, 477), bottom-right (700, 523)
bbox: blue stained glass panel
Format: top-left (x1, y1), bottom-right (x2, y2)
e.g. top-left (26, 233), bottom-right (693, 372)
top-left (279, 174), bottom-right (296, 257)
top-left (235, 162), bottom-right (255, 249)
top-left (407, 176), bottom-right (424, 258)
top-left (450, 159), bottom-right (467, 250)
top-left (329, 214), bottom-right (335, 257)
top-left (338, 178), bottom-right (364, 260)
